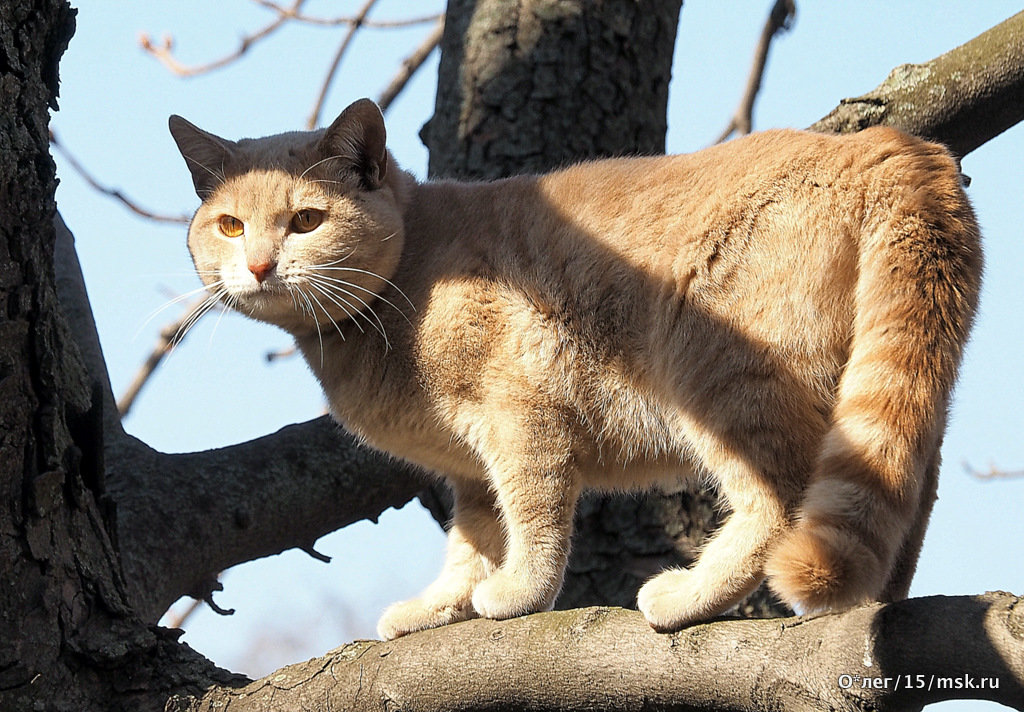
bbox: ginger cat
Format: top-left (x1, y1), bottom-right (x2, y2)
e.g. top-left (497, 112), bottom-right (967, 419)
top-left (169, 98), bottom-right (981, 640)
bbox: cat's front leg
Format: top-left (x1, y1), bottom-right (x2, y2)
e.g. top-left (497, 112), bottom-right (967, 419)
top-left (376, 478), bottom-right (503, 640)
top-left (470, 427), bottom-right (581, 620)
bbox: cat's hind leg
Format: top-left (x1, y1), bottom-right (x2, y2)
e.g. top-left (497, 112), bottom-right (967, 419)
top-left (637, 460), bottom-right (791, 631)
top-left (376, 477), bottom-right (503, 640)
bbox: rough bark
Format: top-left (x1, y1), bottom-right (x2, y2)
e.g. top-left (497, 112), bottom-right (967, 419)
top-left (0, 4), bottom-right (243, 710)
top-left (171, 593), bottom-right (1024, 712)
top-left (425, 0), bottom-right (682, 178)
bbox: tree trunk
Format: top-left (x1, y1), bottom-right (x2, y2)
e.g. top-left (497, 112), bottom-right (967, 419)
top-left (0, 5), bottom-right (241, 710)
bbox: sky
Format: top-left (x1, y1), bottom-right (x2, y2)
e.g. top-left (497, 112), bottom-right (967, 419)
top-left (51, 1), bottom-right (1023, 705)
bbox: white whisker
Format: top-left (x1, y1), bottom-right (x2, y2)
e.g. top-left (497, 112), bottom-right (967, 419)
top-left (135, 280), bottom-right (225, 339)
top-left (299, 154), bottom-right (350, 181)
top-left (311, 265), bottom-right (415, 311)
top-left (308, 272), bottom-right (412, 327)
top-left (294, 287), bottom-right (326, 366)
top-left (307, 279), bottom-right (368, 336)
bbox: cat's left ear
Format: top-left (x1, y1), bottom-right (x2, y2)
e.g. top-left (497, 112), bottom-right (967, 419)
top-left (168, 115), bottom-right (237, 199)
top-left (319, 98), bottom-right (388, 189)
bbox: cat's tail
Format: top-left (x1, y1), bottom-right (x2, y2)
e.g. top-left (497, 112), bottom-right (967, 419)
top-left (764, 129), bottom-right (982, 612)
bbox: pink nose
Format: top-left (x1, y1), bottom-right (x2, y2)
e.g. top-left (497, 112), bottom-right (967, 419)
top-left (248, 259), bottom-right (276, 283)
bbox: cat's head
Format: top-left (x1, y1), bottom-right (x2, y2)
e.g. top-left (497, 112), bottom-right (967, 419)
top-left (169, 98), bottom-right (407, 335)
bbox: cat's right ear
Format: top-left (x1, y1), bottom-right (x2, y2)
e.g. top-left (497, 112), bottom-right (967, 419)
top-left (168, 115), bottom-right (236, 199)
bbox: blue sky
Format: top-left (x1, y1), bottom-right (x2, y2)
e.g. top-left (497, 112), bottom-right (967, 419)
top-left (51, 1), bottom-right (1023, 700)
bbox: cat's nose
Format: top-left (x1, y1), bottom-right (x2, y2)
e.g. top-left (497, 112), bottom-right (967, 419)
top-left (248, 259), bottom-right (277, 283)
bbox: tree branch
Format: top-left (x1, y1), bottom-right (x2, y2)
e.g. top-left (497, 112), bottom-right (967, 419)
top-left (377, 15), bottom-right (445, 113)
top-left (715, 0), bottom-right (796, 144)
top-left (251, 0), bottom-right (441, 29)
top-left (50, 130), bottom-right (190, 224)
top-left (116, 296), bottom-right (216, 418)
top-left (169, 593), bottom-right (1024, 712)
top-left (139, 0), bottom-right (307, 77)
top-left (305, 0), bottom-right (379, 129)
top-left (810, 10), bottom-right (1024, 156)
top-left (108, 416), bottom-right (429, 622)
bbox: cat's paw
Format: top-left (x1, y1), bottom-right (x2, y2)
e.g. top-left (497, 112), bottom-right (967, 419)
top-left (636, 568), bottom-right (705, 633)
top-left (471, 570), bottom-right (555, 620)
top-left (376, 597), bottom-right (475, 640)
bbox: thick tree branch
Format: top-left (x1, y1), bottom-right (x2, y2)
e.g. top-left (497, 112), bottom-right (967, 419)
top-left (108, 417), bottom-right (428, 622)
top-left (170, 593), bottom-right (1024, 712)
top-left (810, 10), bottom-right (1024, 156)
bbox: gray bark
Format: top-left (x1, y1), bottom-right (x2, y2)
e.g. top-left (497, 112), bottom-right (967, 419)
top-left (425, 0), bottom-right (682, 178)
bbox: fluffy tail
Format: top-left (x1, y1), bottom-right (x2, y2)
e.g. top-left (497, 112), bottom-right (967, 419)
top-left (764, 129), bottom-right (982, 612)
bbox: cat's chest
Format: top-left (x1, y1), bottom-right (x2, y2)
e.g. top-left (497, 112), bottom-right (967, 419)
top-left (298, 331), bottom-right (486, 479)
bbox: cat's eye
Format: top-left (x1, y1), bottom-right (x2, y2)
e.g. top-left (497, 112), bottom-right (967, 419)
top-left (291, 209), bottom-right (324, 234)
top-left (217, 215), bottom-right (244, 238)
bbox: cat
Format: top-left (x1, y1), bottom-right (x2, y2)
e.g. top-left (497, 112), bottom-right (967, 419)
top-left (169, 98), bottom-right (981, 640)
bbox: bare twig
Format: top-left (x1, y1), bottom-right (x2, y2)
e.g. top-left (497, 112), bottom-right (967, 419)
top-left (306, 0), bottom-right (380, 129)
top-left (965, 463), bottom-right (1024, 480)
top-left (377, 15), bottom-right (445, 113)
top-left (715, 0), bottom-right (796, 144)
top-left (50, 130), bottom-right (191, 224)
top-left (252, 0), bottom-right (440, 29)
top-left (139, 0), bottom-right (307, 77)
top-left (118, 297), bottom-right (217, 418)
top-left (265, 345), bottom-right (297, 362)
top-left (163, 598), bottom-right (204, 630)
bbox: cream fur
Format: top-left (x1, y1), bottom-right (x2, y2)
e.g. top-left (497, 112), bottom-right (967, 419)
top-left (169, 98), bottom-right (982, 639)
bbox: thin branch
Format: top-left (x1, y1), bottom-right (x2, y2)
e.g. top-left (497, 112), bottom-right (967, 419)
top-left (50, 130), bottom-right (190, 224)
top-left (377, 15), bottom-right (445, 113)
top-left (163, 597), bottom-right (204, 630)
top-left (139, 0), bottom-right (306, 77)
top-left (715, 0), bottom-right (796, 144)
top-left (965, 463), bottom-right (1024, 480)
top-left (306, 0), bottom-right (380, 129)
top-left (117, 297), bottom-right (216, 418)
top-left (251, 0), bottom-right (440, 29)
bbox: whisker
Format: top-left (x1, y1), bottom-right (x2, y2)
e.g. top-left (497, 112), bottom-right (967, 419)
top-left (172, 291), bottom-right (225, 346)
top-left (308, 278), bottom-right (391, 350)
top-left (311, 266), bottom-right (415, 311)
top-left (135, 280), bottom-right (225, 338)
top-left (304, 286), bottom-right (347, 352)
top-left (294, 287), bottom-right (326, 366)
top-left (299, 154), bottom-right (350, 181)
top-left (308, 272), bottom-right (412, 327)
top-left (307, 280), bottom-right (366, 335)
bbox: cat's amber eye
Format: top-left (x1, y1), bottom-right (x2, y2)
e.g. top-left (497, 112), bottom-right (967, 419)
top-left (217, 215), bottom-right (244, 238)
top-left (291, 209), bottom-right (324, 234)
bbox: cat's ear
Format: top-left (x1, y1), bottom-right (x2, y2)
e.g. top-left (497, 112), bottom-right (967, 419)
top-left (168, 115), bottom-right (236, 199)
top-left (319, 98), bottom-right (388, 189)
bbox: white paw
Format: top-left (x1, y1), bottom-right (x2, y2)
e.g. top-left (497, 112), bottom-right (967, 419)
top-left (376, 596), bottom-right (474, 640)
top-left (471, 570), bottom-right (555, 620)
top-left (636, 568), bottom-right (703, 633)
